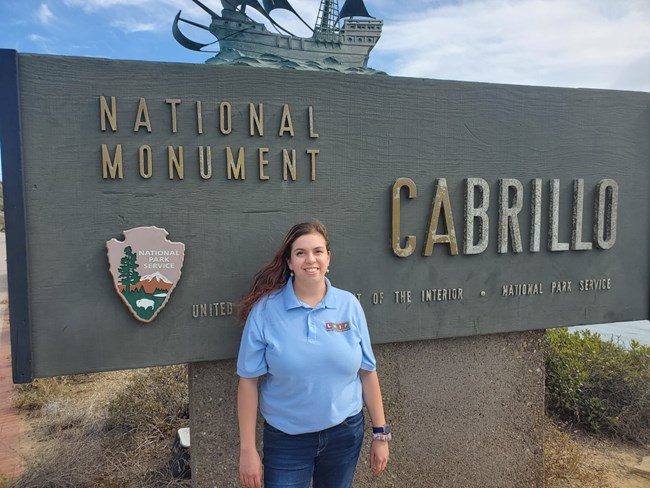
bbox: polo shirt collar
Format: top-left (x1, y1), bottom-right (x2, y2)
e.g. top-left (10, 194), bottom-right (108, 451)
top-left (283, 277), bottom-right (336, 310)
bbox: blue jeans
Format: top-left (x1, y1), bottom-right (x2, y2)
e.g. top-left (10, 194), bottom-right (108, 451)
top-left (262, 410), bottom-right (364, 488)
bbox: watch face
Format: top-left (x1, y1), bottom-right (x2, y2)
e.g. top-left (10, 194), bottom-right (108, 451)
top-left (383, 424), bottom-right (392, 434)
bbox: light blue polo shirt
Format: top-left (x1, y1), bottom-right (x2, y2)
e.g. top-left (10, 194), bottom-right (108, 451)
top-left (237, 278), bottom-right (377, 435)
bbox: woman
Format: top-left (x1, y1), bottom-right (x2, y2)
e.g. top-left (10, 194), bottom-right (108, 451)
top-left (237, 221), bottom-right (390, 488)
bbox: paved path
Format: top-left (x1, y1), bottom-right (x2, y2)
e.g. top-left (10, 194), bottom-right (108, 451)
top-left (0, 231), bottom-right (23, 479)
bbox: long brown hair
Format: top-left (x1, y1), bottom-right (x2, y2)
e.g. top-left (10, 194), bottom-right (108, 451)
top-left (237, 221), bottom-right (330, 323)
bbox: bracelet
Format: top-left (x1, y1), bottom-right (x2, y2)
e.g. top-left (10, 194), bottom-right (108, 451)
top-left (372, 432), bottom-right (392, 442)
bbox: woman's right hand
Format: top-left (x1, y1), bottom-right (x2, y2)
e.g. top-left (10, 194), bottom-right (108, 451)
top-left (238, 377), bottom-right (262, 487)
top-left (239, 448), bottom-right (263, 488)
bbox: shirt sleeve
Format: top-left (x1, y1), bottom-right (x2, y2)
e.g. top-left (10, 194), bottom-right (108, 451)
top-left (236, 305), bottom-right (268, 378)
top-left (355, 300), bottom-right (377, 372)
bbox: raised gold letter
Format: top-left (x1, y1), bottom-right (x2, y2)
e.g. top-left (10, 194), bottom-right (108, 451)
top-left (306, 149), bottom-right (319, 181)
top-left (220, 101), bottom-right (232, 135)
top-left (199, 146), bottom-right (212, 180)
top-left (530, 178), bottom-right (542, 252)
top-left (571, 179), bottom-right (592, 250)
top-left (166, 98), bottom-right (181, 133)
top-left (498, 178), bottom-right (523, 253)
top-left (226, 146), bottom-right (246, 180)
top-left (139, 145), bottom-right (152, 179)
top-left (259, 147), bottom-right (269, 180)
top-left (391, 177), bottom-right (417, 257)
top-left (309, 106), bottom-right (319, 138)
top-left (250, 103), bottom-right (264, 136)
top-left (283, 149), bottom-right (296, 181)
top-left (279, 104), bottom-right (294, 137)
top-left (464, 178), bottom-right (489, 254)
top-left (548, 179), bottom-right (570, 251)
top-left (168, 146), bottom-right (184, 179)
top-left (594, 179), bottom-right (618, 249)
top-left (423, 178), bottom-right (458, 256)
top-left (102, 144), bottom-right (123, 179)
top-left (196, 101), bottom-right (203, 134)
top-left (133, 97), bottom-right (152, 132)
top-left (100, 96), bottom-right (117, 132)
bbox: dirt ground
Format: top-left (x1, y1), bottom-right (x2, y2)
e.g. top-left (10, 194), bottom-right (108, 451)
top-left (585, 444), bottom-right (650, 488)
top-left (600, 449), bottom-right (650, 488)
top-left (545, 418), bottom-right (650, 488)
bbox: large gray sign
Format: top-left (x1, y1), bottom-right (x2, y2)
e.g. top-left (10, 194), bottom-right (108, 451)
top-left (1, 50), bottom-right (649, 382)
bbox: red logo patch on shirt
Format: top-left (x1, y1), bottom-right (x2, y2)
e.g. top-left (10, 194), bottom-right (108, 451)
top-left (325, 322), bottom-right (350, 332)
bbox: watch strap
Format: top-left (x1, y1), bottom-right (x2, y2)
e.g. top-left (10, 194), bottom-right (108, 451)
top-left (372, 423), bottom-right (391, 434)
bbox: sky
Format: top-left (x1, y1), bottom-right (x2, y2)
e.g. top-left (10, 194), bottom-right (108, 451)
top-left (0, 0), bottom-right (649, 91)
top-left (0, 0), bottom-right (649, 179)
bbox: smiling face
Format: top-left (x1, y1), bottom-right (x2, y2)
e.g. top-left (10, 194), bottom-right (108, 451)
top-left (287, 232), bottom-right (331, 288)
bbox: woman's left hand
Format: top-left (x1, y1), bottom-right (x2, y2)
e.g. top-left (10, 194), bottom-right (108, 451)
top-left (370, 439), bottom-right (389, 477)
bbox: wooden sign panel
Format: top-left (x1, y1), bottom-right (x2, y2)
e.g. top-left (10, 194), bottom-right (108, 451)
top-left (1, 50), bottom-right (649, 382)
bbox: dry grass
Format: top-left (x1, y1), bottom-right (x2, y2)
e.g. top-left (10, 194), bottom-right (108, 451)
top-left (544, 418), bottom-right (609, 488)
top-left (10, 367), bottom-right (190, 488)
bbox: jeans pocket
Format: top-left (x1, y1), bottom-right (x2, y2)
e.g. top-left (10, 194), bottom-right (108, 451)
top-left (264, 422), bottom-right (286, 435)
top-left (342, 410), bottom-right (364, 429)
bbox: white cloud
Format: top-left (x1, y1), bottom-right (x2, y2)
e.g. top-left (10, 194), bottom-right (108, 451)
top-left (26, 32), bottom-right (57, 54)
top-left (36, 3), bottom-right (55, 24)
top-left (110, 18), bottom-right (157, 32)
top-left (62, 0), bottom-right (194, 34)
top-left (376, 0), bottom-right (650, 91)
top-left (63, 0), bottom-right (185, 13)
top-left (28, 33), bottom-right (49, 42)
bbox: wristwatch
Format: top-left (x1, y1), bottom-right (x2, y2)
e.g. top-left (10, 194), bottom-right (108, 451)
top-left (372, 424), bottom-right (392, 441)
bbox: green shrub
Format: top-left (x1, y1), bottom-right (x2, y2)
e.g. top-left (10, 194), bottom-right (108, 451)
top-left (545, 327), bottom-right (650, 445)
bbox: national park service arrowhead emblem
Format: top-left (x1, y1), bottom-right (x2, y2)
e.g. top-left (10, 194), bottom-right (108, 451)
top-left (107, 227), bottom-right (185, 323)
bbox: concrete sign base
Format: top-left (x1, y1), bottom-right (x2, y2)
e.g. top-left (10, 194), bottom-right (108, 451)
top-left (189, 330), bottom-right (545, 487)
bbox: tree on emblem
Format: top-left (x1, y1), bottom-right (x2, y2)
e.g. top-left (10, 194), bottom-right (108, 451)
top-left (118, 246), bottom-right (140, 294)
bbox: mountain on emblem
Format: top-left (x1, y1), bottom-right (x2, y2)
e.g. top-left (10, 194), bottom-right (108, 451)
top-left (106, 227), bottom-right (185, 323)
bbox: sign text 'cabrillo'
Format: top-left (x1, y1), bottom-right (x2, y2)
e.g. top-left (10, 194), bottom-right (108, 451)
top-left (391, 177), bottom-right (618, 257)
